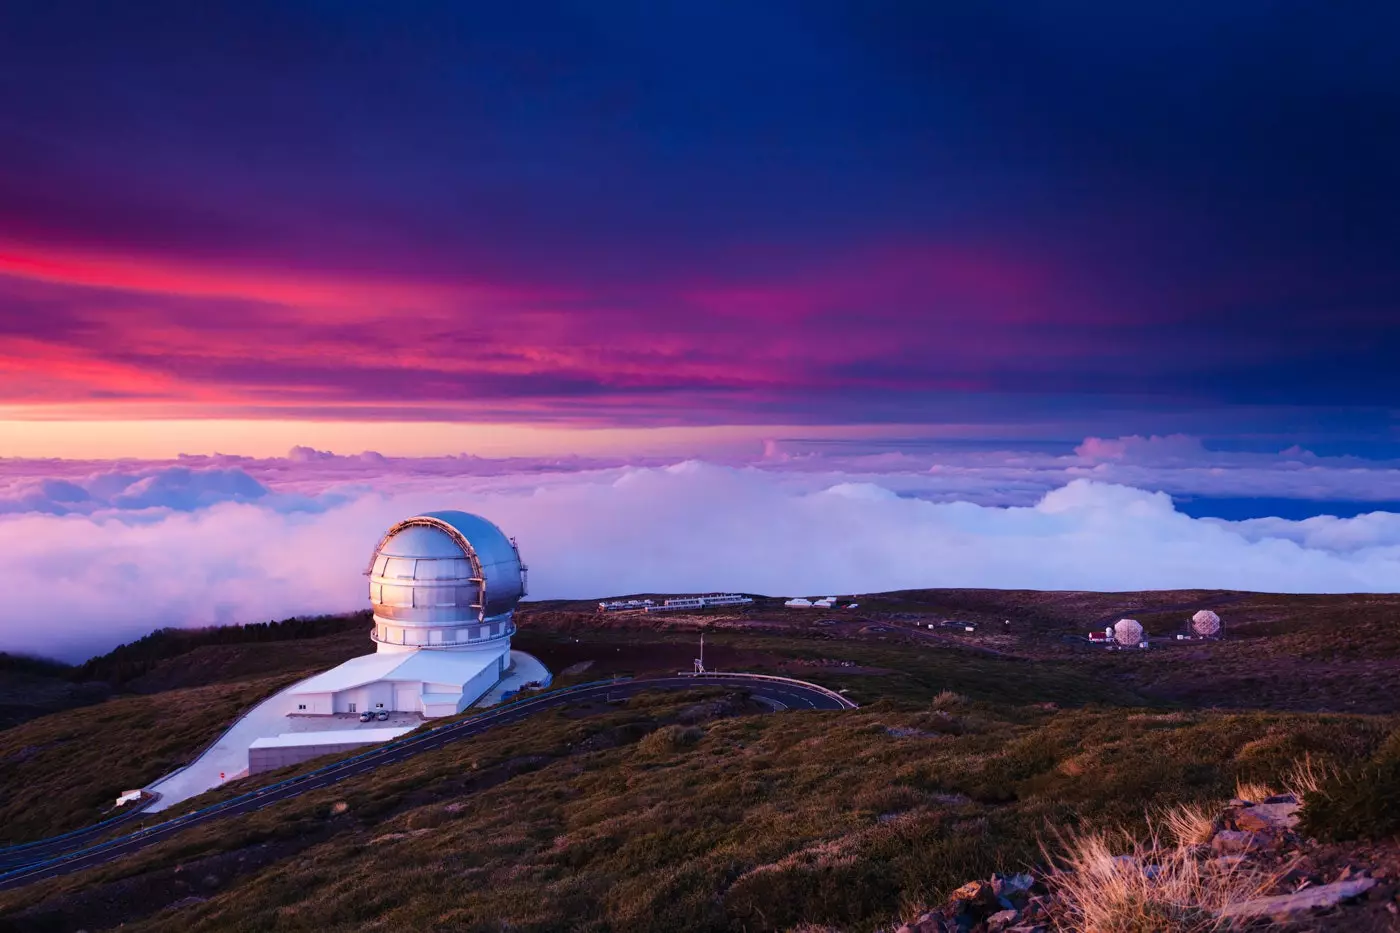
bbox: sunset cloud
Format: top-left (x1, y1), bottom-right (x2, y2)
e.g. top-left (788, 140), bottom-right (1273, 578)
top-left (5, 443), bottom-right (1400, 661)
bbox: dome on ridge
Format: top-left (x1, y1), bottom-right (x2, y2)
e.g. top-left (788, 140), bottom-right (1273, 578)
top-left (367, 511), bottom-right (527, 627)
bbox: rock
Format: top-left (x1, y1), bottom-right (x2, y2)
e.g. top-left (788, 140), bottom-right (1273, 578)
top-left (1218, 876), bottom-right (1377, 921)
top-left (930, 792), bottom-right (973, 807)
top-left (949, 880), bottom-right (999, 911)
top-left (987, 908), bottom-right (1020, 929)
top-left (991, 872), bottom-right (1036, 900)
top-left (1208, 855), bottom-right (1247, 871)
top-left (896, 925), bottom-right (917, 933)
top-left (1212, 829), bottom-right (1269, 854)
top-left (1234, 801), bottom-right (1300, 833)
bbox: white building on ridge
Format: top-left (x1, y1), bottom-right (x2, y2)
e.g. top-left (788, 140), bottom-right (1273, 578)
top-left (286, 510), bottom-right (529, 718)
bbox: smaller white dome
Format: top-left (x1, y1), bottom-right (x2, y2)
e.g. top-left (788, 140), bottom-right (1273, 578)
top-left (1190, 610), bottom-right (1221, 636)
top-left (1113, 618), bottom-right (1144, 646)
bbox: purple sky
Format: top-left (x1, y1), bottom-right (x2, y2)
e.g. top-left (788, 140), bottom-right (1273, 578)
top-left (1, 3), bottom-right (1397, 454)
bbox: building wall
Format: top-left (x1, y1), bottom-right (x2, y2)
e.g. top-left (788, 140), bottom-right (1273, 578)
top-left (249, 738), bottom-right (381, 775)
top-left (453, 652), bottom-right (510, 714)
top-left (289, 692), bottom-right (333, 715)
top-left (332, 681), bottom-right (395, 714)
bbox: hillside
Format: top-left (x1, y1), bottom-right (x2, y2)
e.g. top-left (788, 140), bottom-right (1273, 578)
top-left (0, 589), bottom-right (1397, 931)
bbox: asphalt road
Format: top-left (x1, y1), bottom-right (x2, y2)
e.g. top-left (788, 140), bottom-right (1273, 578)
top-left (0, 673), bottom-right (852, 891)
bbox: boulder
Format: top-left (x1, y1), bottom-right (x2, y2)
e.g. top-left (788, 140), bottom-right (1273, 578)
top-left (1234, 801), bottom-right (1300, 833)
top-left (948, 880), bottom-right (1000, 913)
top-left (1217, 876), bottom-right (1377, 921)
top-left (1212, 829), bottom-right (1270, 854)
top-left (991, 872), bottom-right (1036, 901)
top-left (987, 908), bottom-right (1020, 929)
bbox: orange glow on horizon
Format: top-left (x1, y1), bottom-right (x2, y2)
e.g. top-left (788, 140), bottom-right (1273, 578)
top-left (0, 417), bottom-right (981, 460)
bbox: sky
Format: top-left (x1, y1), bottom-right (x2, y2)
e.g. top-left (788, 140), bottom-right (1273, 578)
top-left (2, 4), bottom-right (1399, 657)
top-left (1, 2), bottom-right (1398, 451)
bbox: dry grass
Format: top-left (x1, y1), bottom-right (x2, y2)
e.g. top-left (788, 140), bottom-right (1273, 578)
top-left (1046, 827), bottom-right (1275, 933)
top-left (1233, 780), bottom-right (1277, 804)
top-left (1158, 801), bottom-right (1219, 847)
top-left (930, 689), bottom-right (969, 711)
top-left (1281, 753), bottom-right (1336, 800)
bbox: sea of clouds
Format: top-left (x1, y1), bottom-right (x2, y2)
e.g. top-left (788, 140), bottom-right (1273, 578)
top-left (4, 435), bottom-right (1400, 662)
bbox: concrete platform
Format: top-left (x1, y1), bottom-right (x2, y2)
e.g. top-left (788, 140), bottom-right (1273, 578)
top-left (474, 650), bottom-right (552, 707)
top-left (145, 650), bottom-right (550, 812)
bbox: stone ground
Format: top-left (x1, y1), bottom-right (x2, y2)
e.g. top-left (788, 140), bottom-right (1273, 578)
top-left (889, 794), bottom-right (1400, 932)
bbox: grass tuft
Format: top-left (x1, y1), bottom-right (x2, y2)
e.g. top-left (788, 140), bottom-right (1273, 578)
top-left (1233, 780), bottom-right (1276, 805)
top-left (930, 690), bottom-right (969, 711)
top-left (1045, 827), bottom-right (1273, 933)
top-left (1158, 800), bottom-right (1219, 847)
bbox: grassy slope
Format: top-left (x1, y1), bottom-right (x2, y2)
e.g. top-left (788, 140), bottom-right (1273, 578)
top-left (0, 677), bottom-right (300, 844)
top-left (2, 589), bottom-right (1398, 931)
top-left (3, 696), bottom-right (1392, 932)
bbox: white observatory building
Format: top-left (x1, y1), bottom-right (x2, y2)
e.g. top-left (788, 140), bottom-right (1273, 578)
top-left (286, 510), bottom-right (529, 718)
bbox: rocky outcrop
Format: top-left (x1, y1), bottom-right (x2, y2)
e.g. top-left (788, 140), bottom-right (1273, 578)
top-left (891, 792), bottom-right (1398, 932)
top-left (895, 873), bottom-right (1043, 933)
top-left (1218, 876), bottom-right (1377, 921)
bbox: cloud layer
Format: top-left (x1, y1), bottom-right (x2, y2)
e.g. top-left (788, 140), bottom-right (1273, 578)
top-left (5, 442), bottom-right (1400, 662)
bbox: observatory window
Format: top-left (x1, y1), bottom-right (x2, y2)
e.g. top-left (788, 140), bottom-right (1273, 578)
top-left (297, 704), bottom-right (306, 710)
top-left (384, 558), bottom-right (416, 579)
top-left (416, 559), bottom-right (467, 582)
top-left (413, 586), bottom-right (458, 608)
top-left (380, 585), bottom-right (413, 608)
top-left (373, 555), bottom-right (389, 576)
top-left (368, 583), bottom-right (382, 603)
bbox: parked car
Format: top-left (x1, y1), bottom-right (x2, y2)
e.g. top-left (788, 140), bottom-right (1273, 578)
top-left (358, 710), bottom-right (374, 722)
top-left (375, 709), bottom-right (389, 721)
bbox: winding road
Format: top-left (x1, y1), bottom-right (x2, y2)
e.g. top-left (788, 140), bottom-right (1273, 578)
top-left (0, 673), bottom-right (853, 891)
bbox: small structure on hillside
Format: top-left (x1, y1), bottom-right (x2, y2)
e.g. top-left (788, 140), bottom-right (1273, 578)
top-left (784, 597), bottom-right (813, 608)
top-left (1112, 618), bottom-right (1147, 649)
top-left (598, 598), bottom-right (655, 612)
top-left (1188, 609), bottom-right (1224, 639)
top-left (645, 594), bottom-right (753, 613)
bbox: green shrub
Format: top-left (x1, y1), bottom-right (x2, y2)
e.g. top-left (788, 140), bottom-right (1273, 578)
top-left (638, 724), bottom-right (704, 756)
top-left (1300, 751), bottom-right (1400, 841)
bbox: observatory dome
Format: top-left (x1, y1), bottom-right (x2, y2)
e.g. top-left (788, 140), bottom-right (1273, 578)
top-left (367, 511), bottom-right (527, 653)
top-left (1113, 618), bottom-right (1145, 647)
top-left (1190, 609), bottom-right (1222, 637)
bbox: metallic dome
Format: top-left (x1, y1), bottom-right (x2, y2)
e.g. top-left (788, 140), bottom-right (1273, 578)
top-left (366, 511), bottom-right (527, 649)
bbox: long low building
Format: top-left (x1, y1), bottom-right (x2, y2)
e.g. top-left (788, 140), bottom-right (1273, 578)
top-left (285, 648), bottom-right (508, 718)
top-left (248, 727), bottom-right (413, 774)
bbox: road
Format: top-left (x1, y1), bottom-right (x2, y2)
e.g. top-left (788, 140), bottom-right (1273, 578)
top-left (0, 673), bottom-right (853, 891)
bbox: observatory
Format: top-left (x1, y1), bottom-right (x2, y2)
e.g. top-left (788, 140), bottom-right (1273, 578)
top-left (1189, 609), bottom-right (1223, 638)
top-left (286, 511), bottom-right (528, 718)
top-left (1112, 618), bottom-right (1147, 649)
